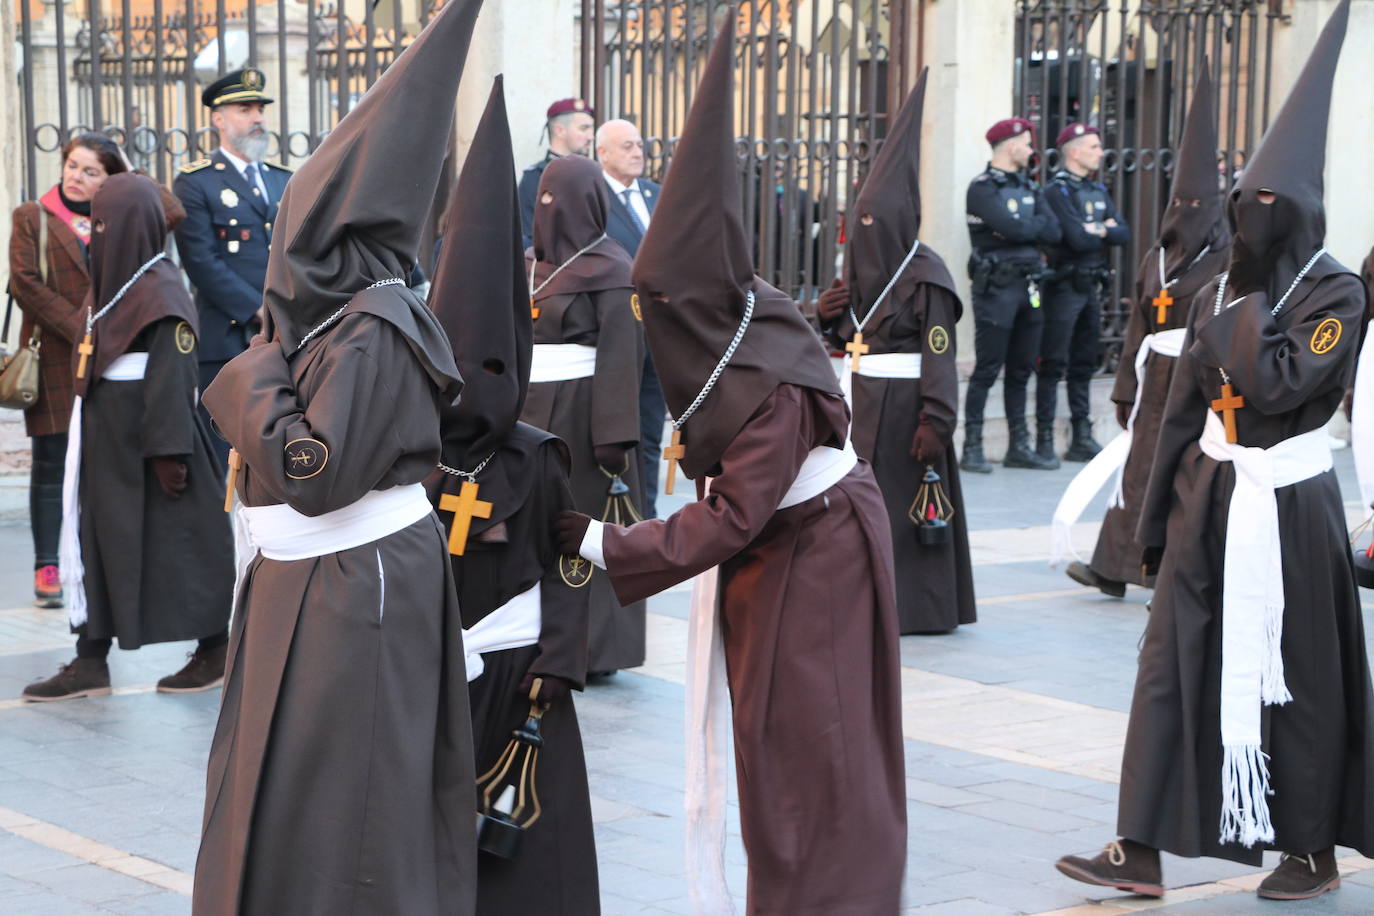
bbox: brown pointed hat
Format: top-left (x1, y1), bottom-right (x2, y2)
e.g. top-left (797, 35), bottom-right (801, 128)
top-left (260, 0), bottom-right (483, 399)
top-left (632, 10), bottom-right (842, 479)
top-left (1157, 60), bottom-right (1229, 276)
top-left (843, 66), bottom-right (957, 330)
top-left (1227, 0), bottom-right (1348, 297)
top-left (430, 76), bottom-right (531, 472)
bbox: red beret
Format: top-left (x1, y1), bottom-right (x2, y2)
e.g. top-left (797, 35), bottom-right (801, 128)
top-left (546, 97), bottom-right (594, 120)
top-left (985, 118), bottom-right (1034, 147)
top-left (1056, 122), bottom-right (1099, 147)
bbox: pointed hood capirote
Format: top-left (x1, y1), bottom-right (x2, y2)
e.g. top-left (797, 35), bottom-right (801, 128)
top-left (259, 0), bottom-right (480, 401)
top-left (632, 11), bottom-right (842, 480)
top-left (842, 66), bottom-right (956, 328)
top-left (430, 76), bottom-right (531, 473)
top-left (1227, 0), bottom-right (1348, 298)
top-left (1158, 60), bottom-right (1229, 276)
top-left (528, 155), bottom-right (635, 300)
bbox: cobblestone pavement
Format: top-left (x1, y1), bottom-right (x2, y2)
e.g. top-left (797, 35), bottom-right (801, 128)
top-left (2, 435), bottom-right (1374, 913)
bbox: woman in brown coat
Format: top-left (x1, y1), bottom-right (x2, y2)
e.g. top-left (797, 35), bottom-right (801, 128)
top-left (8, 133), bottom-right (183, 608)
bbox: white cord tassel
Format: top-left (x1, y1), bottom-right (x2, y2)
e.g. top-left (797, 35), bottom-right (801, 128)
top-left (1260, 600), bottom-right (1293, 706)
top-left (1219, 744), bottom-right (1276, 847)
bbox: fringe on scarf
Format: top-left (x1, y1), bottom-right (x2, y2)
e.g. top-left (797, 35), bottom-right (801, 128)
top-left (1219, 743), bottom-right (1275, 848)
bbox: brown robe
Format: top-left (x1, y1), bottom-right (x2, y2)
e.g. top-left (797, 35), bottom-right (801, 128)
top-left (522, 286), bottom-right (647, 674)
top-left (1119, 266), bottom-right (1374, 864)
top-left (829, 277), bottom-right (975, 633)
top-left (1091, 243), bottom-right (1229, 585)
top-left (602, 384), bottom-right (906, 914)
top-left (194, 311), bottom-right (476, 914)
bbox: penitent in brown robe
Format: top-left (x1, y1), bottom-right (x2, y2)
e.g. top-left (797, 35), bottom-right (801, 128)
top-left (602, 385), bottom-right (906, 913)
top-left (195, 307), bottom-right (476, 914)
top-left (522, 286), bottom-right (646, 673)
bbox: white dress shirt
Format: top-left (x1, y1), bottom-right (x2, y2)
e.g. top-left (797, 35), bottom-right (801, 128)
top-left (219, 146), bottom-right (270, 202)
top-left (603, 171), bottom-right (652, 231)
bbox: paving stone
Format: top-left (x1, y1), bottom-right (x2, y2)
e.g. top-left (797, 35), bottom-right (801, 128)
top-left (20, 862), bottom-right (159, 905)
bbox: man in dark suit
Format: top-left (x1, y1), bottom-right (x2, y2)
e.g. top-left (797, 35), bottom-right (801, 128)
top-left (596, 118), bottom-right (666, 515)
top-left (173, 67), bottom-right (291, 465)
top-left (518, 98), bottom-right (596, 250)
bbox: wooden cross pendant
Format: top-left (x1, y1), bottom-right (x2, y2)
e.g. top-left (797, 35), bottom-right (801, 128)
top-left (223, 449), bottom-right (241, 513)
top-left (439, 480), bottom-right (493, 556)
top-left (76, 332), bottom-right (95, 380)
top-left (662, 429), bottom-right (686, 496)
top-left (530, 298), bottom-right (540, 320)
top-left (1152, 289), bottom-right (1174, 325)
top-left (1211, 383), bottom-right (1245, 444)
top-left (845, 331), bottom-right (870, 372)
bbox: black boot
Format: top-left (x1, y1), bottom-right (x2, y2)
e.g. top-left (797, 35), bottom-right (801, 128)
top-left (1066, 560), bottom-right (1126, 598)
top-left (1055, 839), bottom-right (1163, 898)
top-left (960, 422), bottom-right (993, 474)
top-left (22, 658), bottom-right (111, 702)
top-left (1036, 425), bottom-right (1062, 470)
top-left (1004, 418), bottom-right (1058, 470)
top-left (1257, 848), bottom-right (1339, 900)
top-left (1064, 418), bottom-right (1103, 462)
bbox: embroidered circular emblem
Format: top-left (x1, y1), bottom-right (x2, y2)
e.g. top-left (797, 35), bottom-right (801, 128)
top-left (630, 293), bottom-right (643, 322)
top-left (559, 554), bottom-right (594, 588)
top-left (174, 321), bottom-right (196, 354)
top-left (220, 188), bottom-right (239, 208)
top-left (242, 68), bottom-right (264, 90)
top-left (1005, 197), bottom-right (1018, 213)
top-left (928, 325), bottom-right (950, 355)
top-left (284, 437), bottom-right (329, 479)
top-left (1310, 317), bottom-right (1342, 355)
top-left (73, 216), bottom-right (91, 236)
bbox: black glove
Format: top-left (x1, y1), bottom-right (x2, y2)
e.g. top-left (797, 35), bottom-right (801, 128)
top-left (518, 671), bottom-right (572, 707)
top-left (911, 423), bottom-right (946, 461)
top-left (1116, 401), bottom-right (1132, 430)
top-left (553, 510), bottom-right (593, 556)
top-left (594, 443), bottom-right (630, 475)
top-left (150, 456), bottom-right (188, 499)
top-left (1141, 546), bottom-right (1163, 579)
top-left (816, 278), bottom-right (849, 322)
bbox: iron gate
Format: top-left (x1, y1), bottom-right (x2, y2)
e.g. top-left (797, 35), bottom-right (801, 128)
top-left (578, 0), bottom-right (914, 300)
top-left (1014, 0), bottom-right (1278, 371)
top-left (15, 0), bottom-right (444, 200)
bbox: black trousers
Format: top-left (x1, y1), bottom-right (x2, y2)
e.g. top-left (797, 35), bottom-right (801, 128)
top-left (30, 432), bottom-right (67, 569)
top-left (1036, 280), bottom-right (1101, 425)
top-left (76, 628), bottom-right (229, 659)
top-left (638, 350), bottom-right (667, 519)
top-left (964, 285), bottom-right (1044, 427)
top-left (198, 359), bottom-right (233, 469)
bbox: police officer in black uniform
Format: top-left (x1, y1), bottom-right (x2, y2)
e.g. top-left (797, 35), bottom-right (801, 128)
top-left (1038, 122), bottom-right (1130, 464)
top-left (173, 67), bottom-right (290, 466)
top-left (517, 97), bottom-right (596, 249)
top-left (962, 118), bottom-right (1062, 474)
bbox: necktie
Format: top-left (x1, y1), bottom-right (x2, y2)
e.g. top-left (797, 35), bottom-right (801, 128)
top-left (245, 164), bottom-right (267, 204)
top-left (620, 189), bottom-right (647, 234)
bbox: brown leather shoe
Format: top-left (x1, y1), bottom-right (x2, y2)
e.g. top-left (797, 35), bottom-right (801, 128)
top-left (1257, 848), bottom-right (1339, 900)
top-left (22, 658), bottom-right (111, 702)
top-left (157, 643), bottom-right (227, 693)
top-left (1055, 839), bottom-right (1163, 898)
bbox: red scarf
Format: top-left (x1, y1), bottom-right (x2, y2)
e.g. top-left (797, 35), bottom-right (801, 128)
top-left (40, 185), bottom-right (92, 244)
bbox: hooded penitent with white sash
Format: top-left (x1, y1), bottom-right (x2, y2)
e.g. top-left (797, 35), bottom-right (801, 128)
top-left (821, 67), bottom-right (976, 635)
top-left (192, 2), bottom-right (484, 911)
top-left (1115, 0), bottom-right (1374, 867)
top-left (1050, 62), bottom-right (1230, 576)
top-left (561, 12), bottom-right (907, 914)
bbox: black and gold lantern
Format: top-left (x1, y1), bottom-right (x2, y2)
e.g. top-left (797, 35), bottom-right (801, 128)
top-left (475, 680), bottom-right (547, 858)
top-left (908, 465), bottom-right (955, 547)
top-left (601, 469), bottom-right (644, 526)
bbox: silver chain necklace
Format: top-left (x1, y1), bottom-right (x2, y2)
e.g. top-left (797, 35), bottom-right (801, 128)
top-left (86, 252), bottom-right (167, 334)
top-left (671, 290), bottom-right (755, 430)
top-left (295, 277), bottom-right (406, 351)
top-left (1212, 247), bottom-right (1326, 386)
top-left (437, 450), bottom-right (497, 483)
top-left (846, 237), bottom-right (921, 334)
top-left (528, 233), bottom-right (608, 301)
top-left (1157, 243), bottom-right (1211, 292)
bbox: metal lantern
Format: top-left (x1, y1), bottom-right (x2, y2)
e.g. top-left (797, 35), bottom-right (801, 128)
top-left (1351, 517), bottom-right (1374, 590)
top-left (475, 680), bottom-right (547, 859)
top-left (909, 465), bottom-right (955, 547)
top-left (602, 470), bottom-right (644, 526)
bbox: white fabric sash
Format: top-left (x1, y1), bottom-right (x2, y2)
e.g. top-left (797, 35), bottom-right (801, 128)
top-left (685, 440), bottom-right (857, 914)
top-left (1048, 328), bottom-right (1185, 568)
top-left (462, 582), bottom-right (542, 682)
top-left (238, 483), bottom-right (432, 561)
top-left (59, 352), bottom-right (153, 627)
top-left (1197, 410), bottom-right (1331, 847)
top-left (839, 351), bottom-right (922, 405)
top-left (529, 343), bottom-right (597, 383)
top-left (1351, 320), bottom-right (1374, 508)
